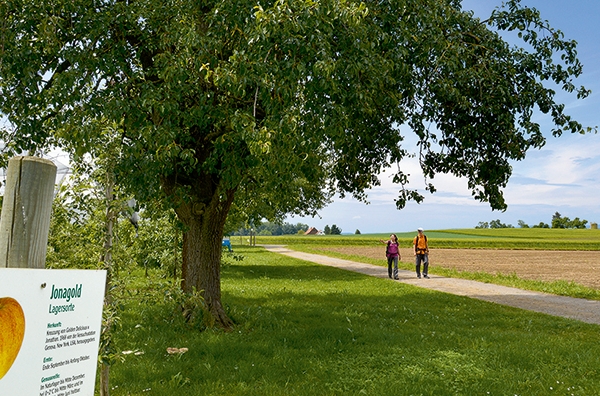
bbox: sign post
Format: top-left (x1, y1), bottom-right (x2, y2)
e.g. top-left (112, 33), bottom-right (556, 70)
top-left (0, 156), bottom-right (57, 268)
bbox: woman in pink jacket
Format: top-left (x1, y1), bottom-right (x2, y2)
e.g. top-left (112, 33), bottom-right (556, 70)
top-left (380, 234), bottom-right (401, 280)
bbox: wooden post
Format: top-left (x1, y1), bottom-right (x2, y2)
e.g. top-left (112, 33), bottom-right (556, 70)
top-left (0, 156), bottom-right (57, 268)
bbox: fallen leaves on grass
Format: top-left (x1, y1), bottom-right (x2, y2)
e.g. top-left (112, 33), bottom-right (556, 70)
top-left (167, 347), bottom-right (189, 355)
top-left (122, 350), bottom-right (145, 356)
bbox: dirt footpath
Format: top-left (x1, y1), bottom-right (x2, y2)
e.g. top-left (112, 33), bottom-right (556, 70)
top-left (318, 247), bottom-right (600, 289)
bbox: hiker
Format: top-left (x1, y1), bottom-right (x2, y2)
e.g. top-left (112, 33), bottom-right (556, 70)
top-left (413, 228), bottom-right (429, 279)
top-left (380, 234), bottom-right (401, 280)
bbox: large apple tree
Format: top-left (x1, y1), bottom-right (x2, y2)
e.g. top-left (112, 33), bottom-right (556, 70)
top-left (0, 0), bottom-right (591, 328)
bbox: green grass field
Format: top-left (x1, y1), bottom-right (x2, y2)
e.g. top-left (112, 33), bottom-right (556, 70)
top-left (107, 235), bottom-right (600, 395)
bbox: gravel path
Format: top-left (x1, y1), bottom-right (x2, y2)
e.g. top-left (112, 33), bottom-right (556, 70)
top-left (261, 245), bottom-right (600, 325)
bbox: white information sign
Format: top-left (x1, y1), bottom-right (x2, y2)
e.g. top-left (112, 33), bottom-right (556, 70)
top-left (0, 268), bottom-right (106, 396)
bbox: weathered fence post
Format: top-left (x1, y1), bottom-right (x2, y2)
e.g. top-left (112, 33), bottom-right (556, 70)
top-left (0, 156), bottom-right (57, 268)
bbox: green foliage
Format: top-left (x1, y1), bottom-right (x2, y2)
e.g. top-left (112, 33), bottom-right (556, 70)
top-left (132, 210), bottom-right (182, 276)
top-left (476, 219), bottom-right (513, 228)
top-left (491, 219), bottom-right (514, 228)
top-left (174, 288), bottom-right (208, 330)
top-left (533, 221), bottom-right (550, 228)
top-left (355, 229), bottom-right (361, 235)
top-left (47, 165), bottom-right (182, 274)
top-left (99, 280), bottom-right (124, 368)
top-left (47, 183), bottom-right (105, 270)
top-left (321, 224), bottom-right (342, 235)
top-left (330, 224), bottom-right (342, 235)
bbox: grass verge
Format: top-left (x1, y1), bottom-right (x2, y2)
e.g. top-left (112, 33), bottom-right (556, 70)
top-left (108, 247), bottom-right (600, 395)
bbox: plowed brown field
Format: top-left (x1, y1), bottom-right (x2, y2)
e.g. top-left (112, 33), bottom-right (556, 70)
top-left (315, 247), bottom-right (600, 289)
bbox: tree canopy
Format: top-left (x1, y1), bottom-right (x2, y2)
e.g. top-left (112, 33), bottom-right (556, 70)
top-left (0, 0), bottom-right (592, 327)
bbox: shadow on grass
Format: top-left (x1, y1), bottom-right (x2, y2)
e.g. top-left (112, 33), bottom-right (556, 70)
top-left (225, 262), bottom-right (363, 281)
top-left (222, 257), bottom-right (594, 339)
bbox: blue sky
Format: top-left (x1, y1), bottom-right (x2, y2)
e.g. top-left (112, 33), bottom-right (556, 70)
top-left (287, 0), bottom-right (600, 234)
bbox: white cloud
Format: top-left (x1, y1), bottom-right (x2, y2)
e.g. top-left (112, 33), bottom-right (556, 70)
top-left (505, 134), bottom-right (600, 208)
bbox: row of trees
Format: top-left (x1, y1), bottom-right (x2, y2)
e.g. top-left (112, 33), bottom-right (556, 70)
top-left (476, 219), bottom-right (550, 229)
top-left (232, 222), bottom-right (309, 236)
top-left (230, 221), bottom-right (350, 236)
top-left (519, 220), bottom-right (550, 229)
top-left (476, 212), bottom-right (590, 229)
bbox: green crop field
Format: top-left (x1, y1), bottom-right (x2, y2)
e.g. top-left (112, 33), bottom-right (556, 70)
top-left (253, 228), bottom-right (600, 250)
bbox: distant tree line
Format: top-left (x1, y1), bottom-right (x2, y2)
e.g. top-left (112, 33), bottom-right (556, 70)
top-left (476, 219), bottom-right (515, 229)
top-left (476, 212), bottom-right (589, 229)
top-left (232, 221), bottom-right (309, 236)
top-left (231, 222), bottom-right (348, 236)
top-left (517, 220), bottom-right (550, 229)
top-left (323, 224), bottom-right (342, 235)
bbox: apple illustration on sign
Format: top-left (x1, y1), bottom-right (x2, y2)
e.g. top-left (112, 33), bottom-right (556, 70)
top-left (0, 297), bottom-right (25, 380)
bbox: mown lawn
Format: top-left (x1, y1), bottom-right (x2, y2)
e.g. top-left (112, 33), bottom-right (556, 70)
top-left (107, 246), bottom-right (600, 395)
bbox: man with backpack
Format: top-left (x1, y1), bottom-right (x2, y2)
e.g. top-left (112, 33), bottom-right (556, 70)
top-left (413, 228), bottom-right (430, 279)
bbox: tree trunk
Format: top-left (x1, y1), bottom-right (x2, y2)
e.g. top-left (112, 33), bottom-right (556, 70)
top-left (177, 190), bottom-right (235, 330)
